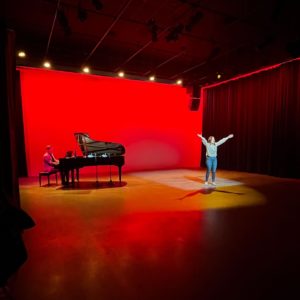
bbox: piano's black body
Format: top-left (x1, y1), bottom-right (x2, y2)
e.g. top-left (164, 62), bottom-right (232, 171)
top-left (57, 156), bottom-right (125, 185)
top-left (57, 133), bottom-right (125, 185)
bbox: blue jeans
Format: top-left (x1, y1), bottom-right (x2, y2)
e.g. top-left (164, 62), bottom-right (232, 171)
top-left (205, 156), bottom-right (217, 182)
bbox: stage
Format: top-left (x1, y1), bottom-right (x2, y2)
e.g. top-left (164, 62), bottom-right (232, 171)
top-left (7, 169), bottom-right (300, 299)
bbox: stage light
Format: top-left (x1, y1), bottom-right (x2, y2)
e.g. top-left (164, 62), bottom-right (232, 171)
top-left (43, 61), bottom-right (51, 68)
top-left (91, 0), bottom-right (103, 10)
top-left (185, 11), bottom-right (203, 32)
top-left (83, 67), bottom-right (90, 73)
top-left (286, 39), bottom-right (300, 58)
top-left (176, 79), bottom-right (182, 85)
top-left (149, 75), bottom-right (155, 81)
top-left (217, 73), bottom-right (221, 79)
top-left (207, 47), bottom-right (221, 61)
top-left (165, 24), bottom-right (184, 42)
top-left (118, 71), bottom-right (125, 77)
top-left (147, 18), bottom-right (158, 42)
top-left (77, 6), bottom-right (88, 22)
top-left (57, 9), bottom-right (71, 36)
top-left (18, 51), bottom-right (26, 58)
top-left (256, 34), bottom-right (276, 51)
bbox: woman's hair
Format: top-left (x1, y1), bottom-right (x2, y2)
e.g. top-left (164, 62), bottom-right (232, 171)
top-left (208, 136), bottom-right (215, 143)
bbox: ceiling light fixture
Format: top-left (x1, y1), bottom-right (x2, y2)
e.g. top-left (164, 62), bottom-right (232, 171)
top-left (185, 11), bottom-right (203, 32)
top-left (286, 39), bottom-right (300, 58)
top-left (91, 0), bottom-right (103, 10)
top-left (43, 61), bottom-right (51, 68)
top-left (118, 71), bottom-right (125, 77)
top-left (18, 51), bottom-right (26, 58)
top-left (77, 5), bottom-right (88, 22)
top-left (147, 18), bottom-right (158, 42)
top-left (57, 9), bottom-right (71, 36)
top-left (207, 47), bottom-right (221, 61)
top-left (165, 24), bottom-right (184, 42)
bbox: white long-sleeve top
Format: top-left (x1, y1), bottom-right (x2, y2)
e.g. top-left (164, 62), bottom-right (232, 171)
top-left (199, 136), bottom-right (230, 157)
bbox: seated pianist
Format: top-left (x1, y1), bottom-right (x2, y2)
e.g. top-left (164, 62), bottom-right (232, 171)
top-left (43, 145), bottom-right (59, 172)
top-left (57, 133), bottom-right (125, 186)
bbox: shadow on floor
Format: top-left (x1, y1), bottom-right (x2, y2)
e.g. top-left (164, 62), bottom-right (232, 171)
top-left (57, 181), bottom-right (127, 190)
top-left (178, 187), bottom-right (244, 200)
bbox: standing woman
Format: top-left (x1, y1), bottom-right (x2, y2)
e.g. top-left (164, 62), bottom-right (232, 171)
top-left (197, 133), bottom-right (234, 185)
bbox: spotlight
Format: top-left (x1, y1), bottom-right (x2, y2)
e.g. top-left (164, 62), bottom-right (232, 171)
top-left (77, 5), bottom-right (88, 22)
top-left (83, 67), bottom-right (90, 73)
top-left (185, 11), bottom-right (203, 32)
top-left (118, 71), bottom-right (125, 77)
top-left (18, 51), bottom-right (26, 58)
top-left (149, 75), bottom-right (155, 81)
top-left (217, 73), bottom-right (221, 79)
top-left (256, 34), bottom-right (276, 51)
top-left (165, 24), bottom-right (184, 42)
top-left (147, 19), bottom-right (158, 42)
top-left (57, 9), bottom-right (71, 36)
top-left (43, 61), bottom-right (51, 68)
top-left (207, 47), bottom-right (221, 61)
top-left (271, 0), bottom-right (286, 23)
top-left (286, 39), bottom-right (300, 58)
top-left (91, 0), bottom-right (103, 10)
top-left (176, 79), bottom-right (182, 85)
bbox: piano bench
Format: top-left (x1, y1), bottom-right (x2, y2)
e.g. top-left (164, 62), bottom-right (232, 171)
top-left (39, 170), bottom-right (58, 186)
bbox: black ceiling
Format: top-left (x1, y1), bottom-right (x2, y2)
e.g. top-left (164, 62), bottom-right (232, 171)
top-left (4, 0), bottom-right (300, 85)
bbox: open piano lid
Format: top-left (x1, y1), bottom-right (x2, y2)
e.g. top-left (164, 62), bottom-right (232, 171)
top-left (74, 132), bottom-right (125, 157)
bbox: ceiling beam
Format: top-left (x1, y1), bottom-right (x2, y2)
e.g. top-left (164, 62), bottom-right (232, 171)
top-left (83, 0), bottom-right (134, 64)
top-left (114, 1), bottom-right (199, 71)
top-left (170, 41), bottom-right (250, 80)
top-left (45, 0), bottom-right (61, 58)
top-left (143, 49), bottom-right (186, 76)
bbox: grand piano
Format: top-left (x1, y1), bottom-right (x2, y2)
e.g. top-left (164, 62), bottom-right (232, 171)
top-left (57, 133), bottom-right (125, 185)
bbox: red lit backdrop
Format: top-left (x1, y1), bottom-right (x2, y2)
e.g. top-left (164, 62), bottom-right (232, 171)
top-left (19, 67), bottom-right (203, 176)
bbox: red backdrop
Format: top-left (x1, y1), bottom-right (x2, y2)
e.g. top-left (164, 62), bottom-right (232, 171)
top-left (19, 67), bottom-right (203, 176)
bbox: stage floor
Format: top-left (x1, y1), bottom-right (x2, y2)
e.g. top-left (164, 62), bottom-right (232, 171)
top-left (6, 169), bottom-right (300, 299)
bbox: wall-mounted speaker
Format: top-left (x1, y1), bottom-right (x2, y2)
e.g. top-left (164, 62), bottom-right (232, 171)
top-left (188, 84), bottom-right (200, 111)
top-left (190, 97), bottom-right (200, 111)
top-left (192, 84), bottom-right (200, 98)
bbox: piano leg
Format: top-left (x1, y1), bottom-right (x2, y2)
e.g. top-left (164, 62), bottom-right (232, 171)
top-left (71, 169), bottom-right (75, 184)
top-left (60, 170), bottom-right (66, 185)
top-left (76, 168), bottom-right (79, 182)
top-left (118, 166), bottom-right (122, 183)
top-left (70, 168), bottom-right (79, 185)
top-left (59, 169), bottom-right (71, 185)
top-left (65, 170), bottom-right (70, 185)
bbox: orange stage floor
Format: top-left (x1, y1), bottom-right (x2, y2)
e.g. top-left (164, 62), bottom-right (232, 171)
top-left (5, 169), bottom-right (300, 300)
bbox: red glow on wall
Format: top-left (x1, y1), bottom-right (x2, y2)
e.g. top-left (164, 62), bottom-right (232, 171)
top-left (19, 68), bottom-right (203, 176)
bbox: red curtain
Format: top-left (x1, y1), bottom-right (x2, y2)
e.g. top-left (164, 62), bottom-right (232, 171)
top-left (0, 26), bottom-right (20, 206)
top-left (202, 60), bottom-right (300, 178)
